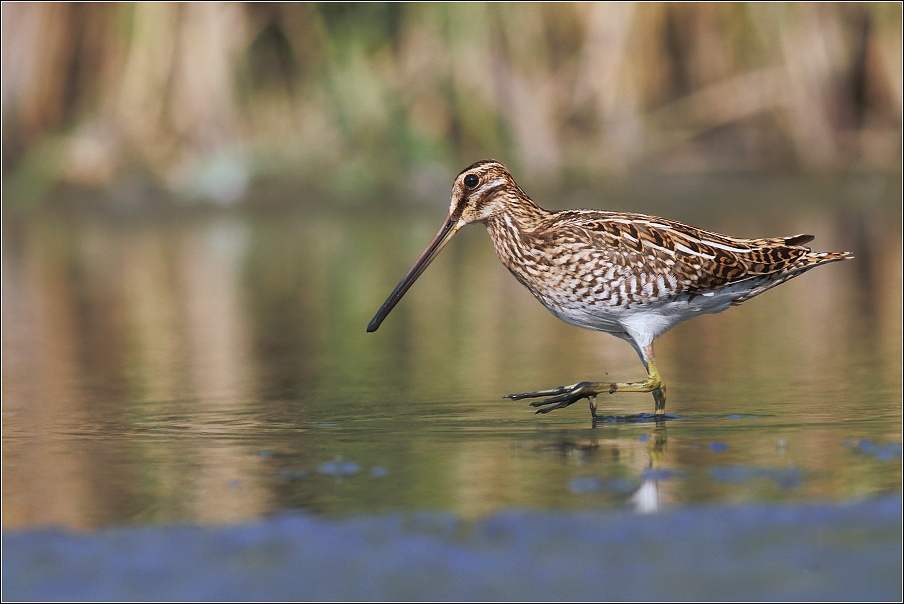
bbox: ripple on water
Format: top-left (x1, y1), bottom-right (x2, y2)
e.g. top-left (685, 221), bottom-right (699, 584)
top-left (592, 413), bottom-right (682, 423)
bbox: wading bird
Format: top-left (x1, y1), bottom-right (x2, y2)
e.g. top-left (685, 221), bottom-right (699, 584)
top-left (367, 160), bottom-right (852, 419)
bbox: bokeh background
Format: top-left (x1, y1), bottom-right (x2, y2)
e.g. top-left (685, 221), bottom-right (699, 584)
top-left (2, 2), bottom-right (901, 207)
top-left (2, 2), bottom-right (902, 535)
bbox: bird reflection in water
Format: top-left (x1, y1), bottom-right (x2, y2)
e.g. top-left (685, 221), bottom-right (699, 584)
top-left (545, 420), bottom-right (670, 514)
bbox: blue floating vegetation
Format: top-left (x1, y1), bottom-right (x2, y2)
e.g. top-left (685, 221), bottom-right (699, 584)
top-left (258, 450), bottom-right (272, 458)
top-left (370, 466), bottom-right (388, 478)
top-left (709, 465), bottom-right (802, 489)
top-left (846, 440), bottom-right (903, 462)
top-left (708, 441), bottom-right (729, 452)
top-left (318, 460), bottom-right (360, 477)
top-left (638, 434), bottom-right (650, 442)
top-left (4, 496), bottom-right (901, 601)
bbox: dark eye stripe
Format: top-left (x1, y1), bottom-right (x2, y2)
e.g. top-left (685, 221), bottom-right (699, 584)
top-left (480, 183), bottom-right (506, 197)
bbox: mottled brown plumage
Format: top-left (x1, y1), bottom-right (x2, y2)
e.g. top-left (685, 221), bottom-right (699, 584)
top-left (368, 160), bottom-right (853, 419)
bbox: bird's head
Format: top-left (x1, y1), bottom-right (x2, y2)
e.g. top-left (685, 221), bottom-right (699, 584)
top-left (448, 159), bottom-right (520, 225)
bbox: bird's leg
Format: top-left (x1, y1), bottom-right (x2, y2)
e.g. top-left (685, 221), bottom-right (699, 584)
top-left (505, 343), bottom-right (667, 417)
top-left (609, 347), bottom-right (667, 415)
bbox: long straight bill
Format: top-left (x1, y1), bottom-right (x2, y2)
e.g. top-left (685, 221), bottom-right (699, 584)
top-left (367, 214), bottom-right (461, 332)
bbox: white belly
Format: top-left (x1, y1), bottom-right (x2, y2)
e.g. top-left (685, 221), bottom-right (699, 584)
top-left (534, 280), bottom-right (757, 348)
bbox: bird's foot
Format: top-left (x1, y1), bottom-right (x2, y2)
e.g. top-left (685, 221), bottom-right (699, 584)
top-left (505, 378), bottom-right (666, 418)
top-left (504, 381), bottom-right (602, 415)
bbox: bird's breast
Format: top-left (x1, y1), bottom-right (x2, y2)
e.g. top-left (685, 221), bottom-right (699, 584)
top-left (493, 246), bottom-right (633, 333)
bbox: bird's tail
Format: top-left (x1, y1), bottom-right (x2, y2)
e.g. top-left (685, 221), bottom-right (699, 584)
top-left (730, 247), bottom-right (853, 306)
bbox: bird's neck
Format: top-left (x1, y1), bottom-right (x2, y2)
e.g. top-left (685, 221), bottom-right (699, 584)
top-left (484, 194), bottom-right (549, 274)
top-left (485, 194), bottom-right (548, 237)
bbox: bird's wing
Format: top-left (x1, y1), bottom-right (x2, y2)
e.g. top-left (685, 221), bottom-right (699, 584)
top-left (546, 210), bottom-right (817, 295)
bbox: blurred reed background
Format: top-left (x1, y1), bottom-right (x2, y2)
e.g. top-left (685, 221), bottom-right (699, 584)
top-left (2, 3), bottom-right (902, 532)
top-left (2, 2), bottom-right (901, 209)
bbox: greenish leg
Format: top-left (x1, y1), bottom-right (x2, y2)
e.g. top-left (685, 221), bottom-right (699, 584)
top-left (610, 350), bottom-right (667, 415)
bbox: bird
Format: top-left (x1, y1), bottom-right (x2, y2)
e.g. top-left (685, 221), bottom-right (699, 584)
top-left (367, 159), bottom-right (853, 419)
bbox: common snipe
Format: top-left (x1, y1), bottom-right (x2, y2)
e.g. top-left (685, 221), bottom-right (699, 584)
top-left (367, 160), bottom-right (852, 419)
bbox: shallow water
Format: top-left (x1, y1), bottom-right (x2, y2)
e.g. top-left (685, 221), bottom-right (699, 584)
top-left (2, 176), bottom-right (901, 530)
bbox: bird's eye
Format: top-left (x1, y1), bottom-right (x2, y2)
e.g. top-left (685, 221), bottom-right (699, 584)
top-left (464, 174), bottom-right (479, 189)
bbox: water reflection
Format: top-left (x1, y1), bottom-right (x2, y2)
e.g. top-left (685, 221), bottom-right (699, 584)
top-left (555, 422), bottom-right (670, 513)
top-left (2, 183), bottom-right (901, 530)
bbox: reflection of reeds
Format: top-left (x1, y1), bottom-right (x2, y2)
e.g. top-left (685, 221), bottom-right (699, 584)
top-left (2, 3), bottom-right (901, 204)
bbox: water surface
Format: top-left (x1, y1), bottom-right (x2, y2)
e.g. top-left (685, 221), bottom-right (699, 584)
top-left (2, 176), bottom-right (901, 529)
